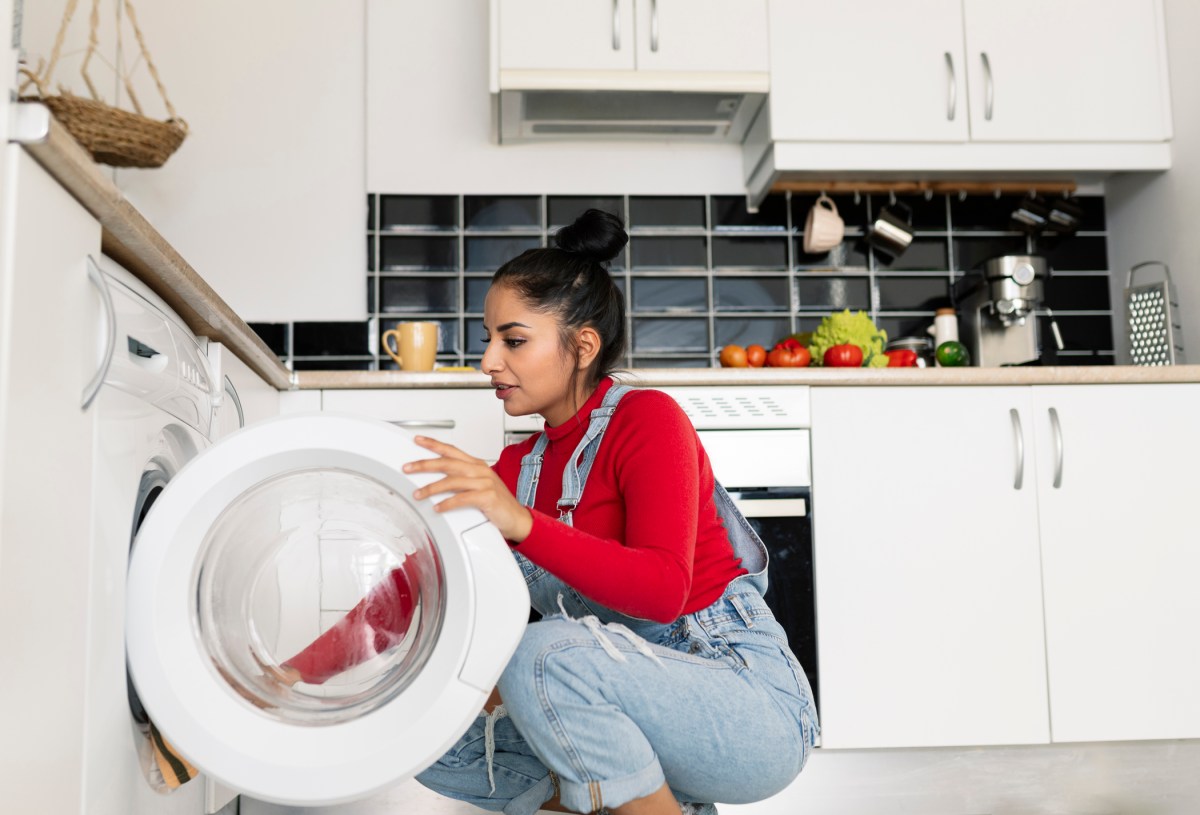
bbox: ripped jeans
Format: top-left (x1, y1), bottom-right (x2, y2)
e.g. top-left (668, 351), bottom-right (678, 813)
top-left (415, 553), bottom-right (819, 815)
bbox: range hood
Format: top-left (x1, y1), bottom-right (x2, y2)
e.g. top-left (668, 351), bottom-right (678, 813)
top-left (494, 87), bottom-right (765, 143)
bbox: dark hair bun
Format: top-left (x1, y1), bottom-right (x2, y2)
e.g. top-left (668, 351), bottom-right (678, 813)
top-left (553, 209), bottom-right (628, 264)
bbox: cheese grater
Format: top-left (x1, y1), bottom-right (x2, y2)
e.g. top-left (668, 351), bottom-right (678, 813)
top-left (1125, 261), bottom-right (1186, 365)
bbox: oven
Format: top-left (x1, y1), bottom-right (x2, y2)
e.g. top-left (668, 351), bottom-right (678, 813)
top-left (682, 405), bottom-right (818, 716)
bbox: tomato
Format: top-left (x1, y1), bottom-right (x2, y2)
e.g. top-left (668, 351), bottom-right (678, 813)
top-left (885, 349), bottom-right (918, 367)
top-left (746, 344), bottom-right (767, 367)
top-left (767, 344), bottom-right (811, 367)
top-left (823, 343), bottom-right (864, 367)
top-left (719, 344), bottom-right (748, 367)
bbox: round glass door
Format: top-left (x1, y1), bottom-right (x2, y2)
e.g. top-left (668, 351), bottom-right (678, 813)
top-left (126, 414), bottom-right (529, 805)
top-left (196, 468), bottom-right (445, 723)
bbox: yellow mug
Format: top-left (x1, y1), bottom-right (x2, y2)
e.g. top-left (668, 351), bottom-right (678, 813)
top-left (381, 321), bottom-right (439, 371)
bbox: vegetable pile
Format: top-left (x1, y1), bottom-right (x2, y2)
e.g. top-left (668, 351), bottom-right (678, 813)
top-left (807, 310), bottom-right (889, 368)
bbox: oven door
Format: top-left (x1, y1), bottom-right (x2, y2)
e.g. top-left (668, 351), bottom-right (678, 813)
top-left (727, 487), bottom-right (820, 713)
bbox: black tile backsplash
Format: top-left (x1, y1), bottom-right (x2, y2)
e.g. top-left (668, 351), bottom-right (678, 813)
top-left (464, 195), bottom-right (541, 230)
top-left (630, 196), bottom-right (707, 229)
top-left (630, 236), bottom-right (708, 270)
top-left (292, 321), bottom-right (370, 357)
top-left (466, 236), bottom-right (543, 271)
top-left (713, 195), bottom-right (788, 231)
top-left (712, 236), bottom-right (789, 269)
top-left (633, 277), bottom-right (708, 313)
top-left (379, 235), bottom-right (457, 271)
top-left (380, 194), bottom-right (458, 231)
top-left (274, 192), bottom-right (1115, 370)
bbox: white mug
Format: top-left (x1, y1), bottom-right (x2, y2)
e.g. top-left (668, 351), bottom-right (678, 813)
top-left (803, 194), bottom-right (845, 254)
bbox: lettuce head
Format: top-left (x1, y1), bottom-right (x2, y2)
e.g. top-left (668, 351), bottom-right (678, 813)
top-left (808, 310), bottom-right (889, 367)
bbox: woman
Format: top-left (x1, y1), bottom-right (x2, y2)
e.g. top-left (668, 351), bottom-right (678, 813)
top-left (281, 209), bottom-right (818, 815)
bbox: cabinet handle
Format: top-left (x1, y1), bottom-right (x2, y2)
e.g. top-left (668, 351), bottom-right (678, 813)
top-left (387, 419), bottom-right (457, 430)
top-left (650, 0), bottom-right (659, 52)
top-left (944, 52), bottom-right (957, 121)
top-left (981, 51), bottom-right (994, 121)
top-left (1009, 408), bottom-right (1024, 490)
top-left (612, 0), bottom-right (621, 50)
top-left (1049, 407), bottom-right (1064, 489)
top-left (82, 256), bottom-right (116, 411)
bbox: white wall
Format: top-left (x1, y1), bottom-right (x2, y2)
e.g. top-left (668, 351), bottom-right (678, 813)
top-left (19, 1), bottom-right (367, 324)
top-left (1106, 0), bottom-right (1199, 362)
top-left (366, 1), bottom-right (747, 195)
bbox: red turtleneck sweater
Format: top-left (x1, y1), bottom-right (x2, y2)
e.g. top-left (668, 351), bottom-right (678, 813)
top-left (284, 378), bottom-right (744, 682)
top-left (493, 377), bottom-right (745, 623)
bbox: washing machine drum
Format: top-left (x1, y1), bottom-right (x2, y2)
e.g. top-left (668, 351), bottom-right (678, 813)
top-left (126, 414), bottom-right (529, 806)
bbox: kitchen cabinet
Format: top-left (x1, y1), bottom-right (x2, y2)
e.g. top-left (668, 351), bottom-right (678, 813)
top-left (809, 386), bottom-right (1051, 749)
top-left (1032, 384), bottom-right (1200, 742)
top-left (493, 0), bottom-right (769, 81)
top-left (747, 0), bottom-right (1171, 204)
top-left (766, 0), bottom-right (1168, 144)
top-left (0, 147), bottom-right (103, 811)
top-left (810, 383), bottom-right (1200, 750)
top-left (321, 389), bottom-right (506, 463)
top-left (962, 0), bottom-right (1169, 143)
top-left (766, 0), bottom-right (970, 143)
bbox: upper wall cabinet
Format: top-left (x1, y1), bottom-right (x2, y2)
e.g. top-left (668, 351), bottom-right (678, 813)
top-left (961, 0), bottom-right (1169, 142)
top-left (766, 0), bottom-right (970, 143)
top-left (494, 0), bottom-right (769, 84)
top-left (491, 0), bottom-right (770, 143)
top-left (745, 0), bottom-right (1172, 206)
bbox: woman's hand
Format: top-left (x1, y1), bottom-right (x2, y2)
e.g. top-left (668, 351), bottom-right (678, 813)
top-left (404, 436), bottom-right (533, 543)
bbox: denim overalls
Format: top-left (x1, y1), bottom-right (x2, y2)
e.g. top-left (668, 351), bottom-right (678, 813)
top-left (416, 384), bottom-right (819, 815)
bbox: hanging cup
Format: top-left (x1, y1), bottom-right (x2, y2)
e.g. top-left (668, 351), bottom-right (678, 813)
top-left (803, 194), bottom-right (845, 254)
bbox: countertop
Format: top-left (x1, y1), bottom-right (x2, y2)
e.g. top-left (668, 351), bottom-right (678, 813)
top-left (295, 365), bottom-right (1200, 389)
top-left (21, 102), bottom-right (1200, 392)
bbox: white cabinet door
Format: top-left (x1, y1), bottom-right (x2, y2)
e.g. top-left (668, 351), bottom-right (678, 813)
top-left (322, 389), bottom-right (506, 463)
top-left (810, 387), bottom-right (1050, 748)
top-left (0, 147), bottom-right (103, 813)
top-left (497, 0), bottom-right (636, 72)
top-left (767, 0), bottom-right (969, 142)
top-left (962, 0), bottom-right (1170, 142)
top-left (635, 0), bottom-right (768, 75)
top-left (1033, 384), bottom-right (1200, 742)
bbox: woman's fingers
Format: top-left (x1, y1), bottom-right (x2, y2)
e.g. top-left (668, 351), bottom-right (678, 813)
top-left (411, 435), bottom-right (478, 463)
top-left (412, 475), bottom-right (494, 502)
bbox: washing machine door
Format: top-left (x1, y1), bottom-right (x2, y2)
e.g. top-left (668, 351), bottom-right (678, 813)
top-left (126, 413), bottom-right (529, 806)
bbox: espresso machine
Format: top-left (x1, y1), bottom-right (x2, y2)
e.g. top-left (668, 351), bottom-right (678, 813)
top-left (954, 255), bottom-right (1063, 366)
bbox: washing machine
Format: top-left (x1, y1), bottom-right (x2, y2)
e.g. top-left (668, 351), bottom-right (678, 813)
top-left (82, 256), bottom-right (529, 813)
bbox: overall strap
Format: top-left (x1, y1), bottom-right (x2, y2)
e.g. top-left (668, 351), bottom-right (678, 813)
top-left (556, 384), bottom-right (634, 525)
top-left (514, 384), bottom-right (636, 526)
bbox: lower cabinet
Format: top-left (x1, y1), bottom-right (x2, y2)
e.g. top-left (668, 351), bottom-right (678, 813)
top-left (810, 383), bottom-right (1200, 749)
top-left (810, 386), bottom-right (1050, 749)
top-left (1033, 384), bottom-right (1200, 742)
top-left (321, 389), bottom-right (505, 463)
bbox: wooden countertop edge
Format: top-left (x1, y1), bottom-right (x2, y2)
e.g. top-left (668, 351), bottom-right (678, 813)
top-left (295, 365), bottom-right (1200, 389)
top-left (20, 110), bottom-right (293, 391)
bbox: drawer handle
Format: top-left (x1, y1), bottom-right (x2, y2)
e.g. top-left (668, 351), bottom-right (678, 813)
top-left (388, 419), bottom-right (457, 429)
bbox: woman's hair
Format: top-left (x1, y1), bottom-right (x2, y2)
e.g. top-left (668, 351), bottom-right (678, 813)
top-left (491, 209), bottom-right (628, 391)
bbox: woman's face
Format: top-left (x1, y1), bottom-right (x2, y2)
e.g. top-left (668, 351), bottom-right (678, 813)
top-left (481, 284), bottom-right (583, 426)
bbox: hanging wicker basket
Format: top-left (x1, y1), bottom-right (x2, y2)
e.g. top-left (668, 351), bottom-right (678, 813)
top-left (20, 0), bottom-right (188, 168)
